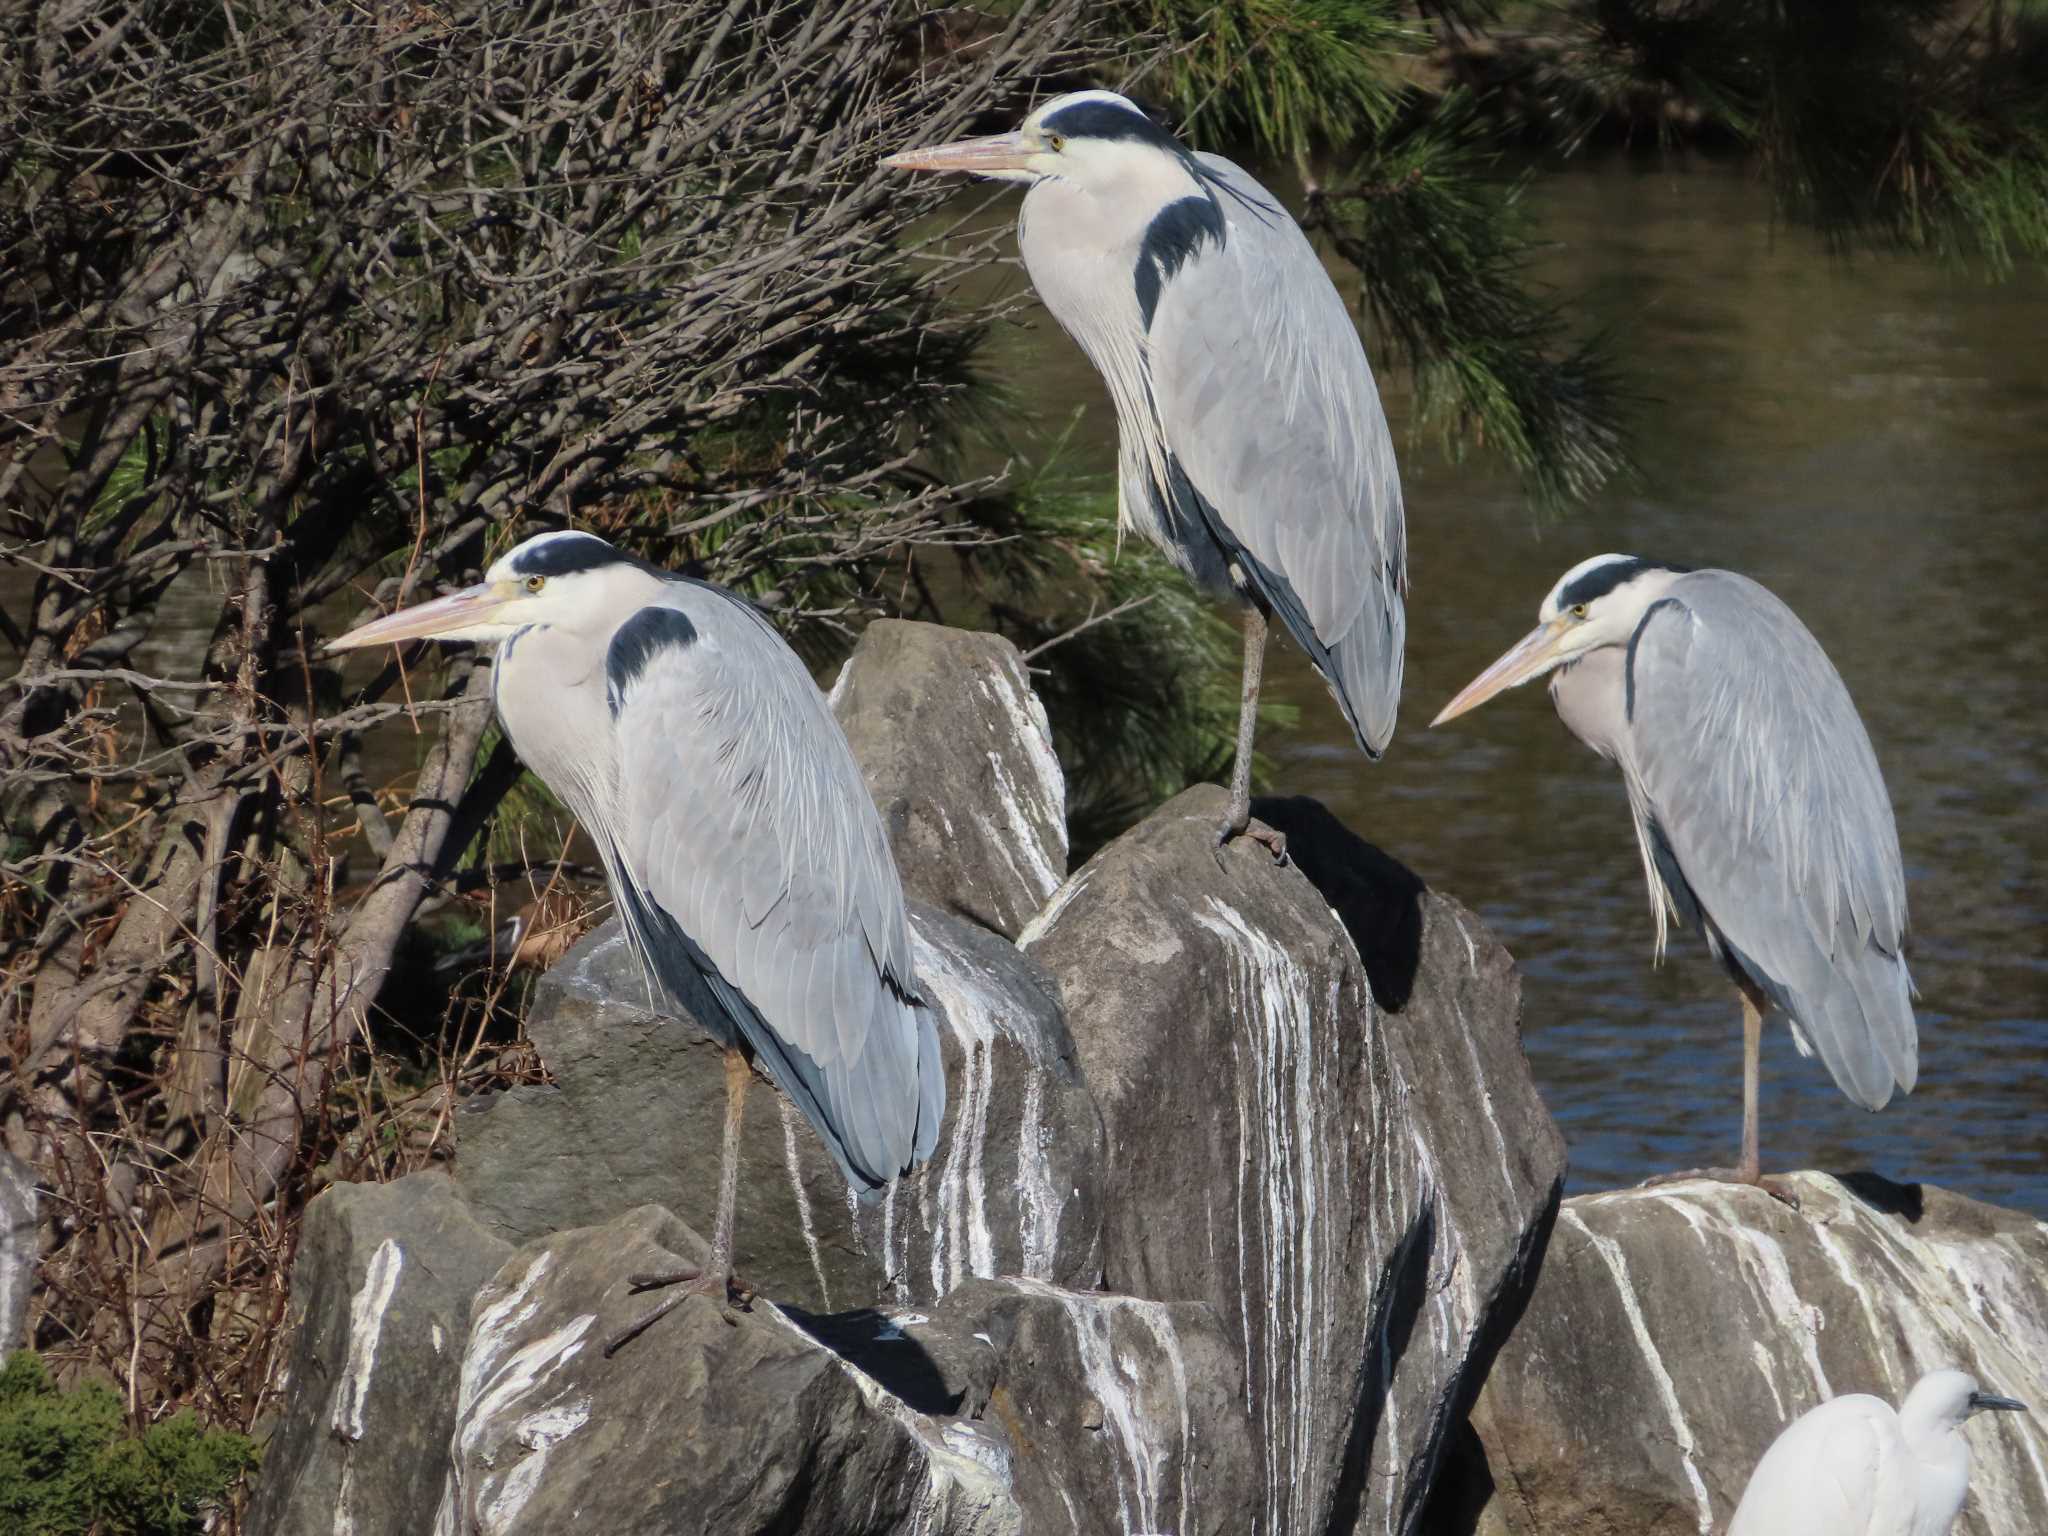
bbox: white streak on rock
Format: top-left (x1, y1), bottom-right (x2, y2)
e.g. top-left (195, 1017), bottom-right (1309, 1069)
top-left (332, 1238), bottom-right (404, 1441)
top-left (781, 1096), bottom-right (832, 1307)
top-left (433, 1254), bottom-right (595, 1536)
top-left (1194, 897), bottom-right (1335, 1536)
top-left (1018, 869), bottom-right (1092, 949)
top-left (1015, 1073), bottom-right (1066, 1279)
top-left (1011, 1280), bottom-right (1190, 1535)
top-left (1564, 1208), bottom-right (1714, 1533)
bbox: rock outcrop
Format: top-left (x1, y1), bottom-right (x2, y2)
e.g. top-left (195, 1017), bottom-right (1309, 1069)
top-left (453, 899), bottom-right (1107, 1311)
top-left (246, 1173), bottom-right (511, 1536)
top-left (1455, 1173), bottom-right (2048, 1536)
top-left (250, 620), bottom-right (1571, 1536)
top-left (829, 619), bottom-right (1066, 941)
top-left (1023, 788), bottom-right (1565, 1536)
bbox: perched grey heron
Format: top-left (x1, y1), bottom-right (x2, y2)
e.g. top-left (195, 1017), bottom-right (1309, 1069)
top-left (330, 531), bottom-right (944, 1340)
top-left (1729, 1369), bottom-right (2024, 1535)
top-left (1433, 554), bottom-right (1917, 1197)
top-left (884, 90), bottom-right (1405, 855)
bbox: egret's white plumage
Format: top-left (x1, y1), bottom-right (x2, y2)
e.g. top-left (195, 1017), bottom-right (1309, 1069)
top-left (1729, 1369), bottom-right (2025, 1536)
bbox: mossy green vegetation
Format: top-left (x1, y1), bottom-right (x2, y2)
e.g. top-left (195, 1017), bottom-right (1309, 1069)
top-left (0, 1354), bottom-right (258, 1536)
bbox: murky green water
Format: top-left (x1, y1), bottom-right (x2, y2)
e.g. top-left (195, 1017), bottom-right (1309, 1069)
top-left (972, 155), bottom-right (2048, 1211)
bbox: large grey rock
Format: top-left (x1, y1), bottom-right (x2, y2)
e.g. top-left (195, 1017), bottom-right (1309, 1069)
top-left (453, 901), bottom-right (1105, 1310)
top-left (432, 1205), bottom-right (1022, 1536)
top-left (248, 1172), bottom-right (511, 1536)
top-left (1459, 1174), bottom-right (2048, 1536)
top-left (829, 619), bottom-right (1066, 941)
top-left (0, 1147), bottom-right (34, 1348)
top-left (1021, 786), bottom-right (1566, 1536)
top-left (929, 1277), bottom-right (1258, 1534)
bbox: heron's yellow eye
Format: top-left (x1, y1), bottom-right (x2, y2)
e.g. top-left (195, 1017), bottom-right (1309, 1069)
top-left (524, 575), bottom-right (546, 593)
top-left (1047, 132), bottom-right (1065, 152)
top-left (1570, 602), bottom-right (1588, 620)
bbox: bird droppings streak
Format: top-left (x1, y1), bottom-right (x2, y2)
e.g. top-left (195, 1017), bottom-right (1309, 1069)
top-left (1563, 1209), bottom-right (1715, 1532)
top-left (1015, 1073), bottom-right (1068, 1278)
top-left (909, 912), bottom-right (1069, 1292)
top-left (432, 1253), bottom-right (596, 1536)
top-left (1011, 1279), bottom-right (1192, 1535)
top-left (1017, 869), bottom-right (1092, 949)
top-left (1194, 897), bottom-right (1340, 1535)
top-left (781, 1096), bottom-right (832, 1306)
top-left (332, 1237), bottom-right (404, 1442)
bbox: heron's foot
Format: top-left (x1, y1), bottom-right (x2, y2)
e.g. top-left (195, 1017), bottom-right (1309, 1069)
top-left (1639, 1167), bottom-right (1801, 1210)
top-left (601, 1265), bottom-right (752, 1356)
top-left (1213, 816), bottom-right (1288, 868)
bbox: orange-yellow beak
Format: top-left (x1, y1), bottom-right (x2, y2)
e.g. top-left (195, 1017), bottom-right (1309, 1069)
top-left (1431, 619), bottom-right (1574, 726)
top-left (881, 131), bottom-right (1037, 177)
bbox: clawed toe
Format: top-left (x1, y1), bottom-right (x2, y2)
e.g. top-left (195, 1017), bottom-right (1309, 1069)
top-left (603, 1266), bottom-right (749, 1356)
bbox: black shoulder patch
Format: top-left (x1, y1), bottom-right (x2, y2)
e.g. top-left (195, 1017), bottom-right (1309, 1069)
top-left (1135, 194), bottom-right (1226, 330)
top-left (1040, 98), bottom-right (1180, 150)
top-left (604, 605), bottom-right (698, 717)
top-left (1624, 596), bottom-right (1686, 722)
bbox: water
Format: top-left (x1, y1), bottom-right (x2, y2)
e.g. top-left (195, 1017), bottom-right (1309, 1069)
top-left (975, 156), bottom-right (2048, 1212)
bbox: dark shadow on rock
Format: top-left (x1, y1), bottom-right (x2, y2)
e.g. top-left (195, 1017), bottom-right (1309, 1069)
top-left (1253, 794), bottom-right (1426, 1011)
top-left (775, 1304), bottom-right (960, 1416)
top-left (1838, 1170), bottom-right (1925, 1223)
top-left (1412, 1185), bottom-right (1564, 1536)
top-left (1327, 1197), bottom-right (1436, 1534)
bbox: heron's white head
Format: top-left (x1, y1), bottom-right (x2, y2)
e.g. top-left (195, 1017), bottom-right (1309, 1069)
top-left (327, 531), bottom-right (666, 652)
top-left (881, 90), bottom-right (1193, 195)
top-left (1432, 554), bottom-right (1689, 726)
top-left (1899, 1369), bottom-right (2027, 1439)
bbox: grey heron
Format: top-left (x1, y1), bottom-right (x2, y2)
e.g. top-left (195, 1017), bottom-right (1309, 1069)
top-left (1729, 1369), bottom-right (2024, 1535)
top-left (330, 531), bottom-right (944, 1339)
top-left (1433, 554), bottom-right (1917, 1197)
top-left (883, 90), bottom-right (1405, 856)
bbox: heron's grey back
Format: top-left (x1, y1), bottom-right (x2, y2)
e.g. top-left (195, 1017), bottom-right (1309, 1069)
top-left (1147, 152), bottom-right (1407, 755)
top-left (1623, 570), bottom-right (1915, 1109)
top-left (604, 584), bottom-right (943, 1188)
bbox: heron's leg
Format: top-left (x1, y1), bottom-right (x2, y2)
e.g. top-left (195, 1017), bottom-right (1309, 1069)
top-left (602, 1046), bottom-right (752, 1355)
top-left (1639, 985), bottom-right (1796, 1209)
top-left (1218, 603), bottom-right (1286, 863)
top-left (1737, 988), bottom-right (1763, 1184)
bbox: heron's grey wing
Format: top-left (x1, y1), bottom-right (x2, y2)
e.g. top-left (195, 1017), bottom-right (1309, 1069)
top-left (606, 589), bottom-right (942, 1188)
top-left (1727, 1396), bottom-right (1899, 1536)
top-left (1147, 152), bottom-right (1407, 755)
top-left (1624, 572), bottom-right (1916, 1109)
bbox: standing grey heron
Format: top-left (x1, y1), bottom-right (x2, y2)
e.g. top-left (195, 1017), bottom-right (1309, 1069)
top-left (330, 531), bottom-right (944, 1340)
top-left (883, 90), bottom-right (1405, 855)
top-left (1433, 554), bottom-right (1917, 1198)
top-left (1729, 1369), bottom-right (2024, 1535)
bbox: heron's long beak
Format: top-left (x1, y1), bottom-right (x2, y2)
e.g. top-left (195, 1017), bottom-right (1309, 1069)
top-left (326, 581), bottom-right (519, 653)
top-left (1431, 619), bottom-right (1574, 726)
top-left (881, 131), bottom-right (1036, 176)
top-left (1971, 1391), bottom-right (2028, 1413)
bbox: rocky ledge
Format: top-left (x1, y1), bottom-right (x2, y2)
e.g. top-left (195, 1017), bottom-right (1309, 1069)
top-left (246, 619), bottom-right (2048, 1536)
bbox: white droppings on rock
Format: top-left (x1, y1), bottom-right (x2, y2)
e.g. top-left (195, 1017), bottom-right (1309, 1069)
top-left (782, 1096), bottom-right (832, 1307)
top-left (1563, 1208), bottom-right (1714, 1534)
top-left (826, 658), bottom-right (853, 708)
top-left (433, 1253), bottom-right (596, 1536)
top-left (331, 1238), bottom-right (404, 1442)
top-left (1195, 896), bottom-right (1341, 1535)
top-left (1015, 1073), bottom-right (1067, 1280)
top-left (1009, 1279), bottom-right (1192, 1536)
top-left (977, 660), bottom-right (1067, 862)
top-left (431, 1322), bottom-right (446, 1355)
top-left (516, 1397), bottom-right (590, 1452)
top-left (1018, 869), bottom-right (1092, 950)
